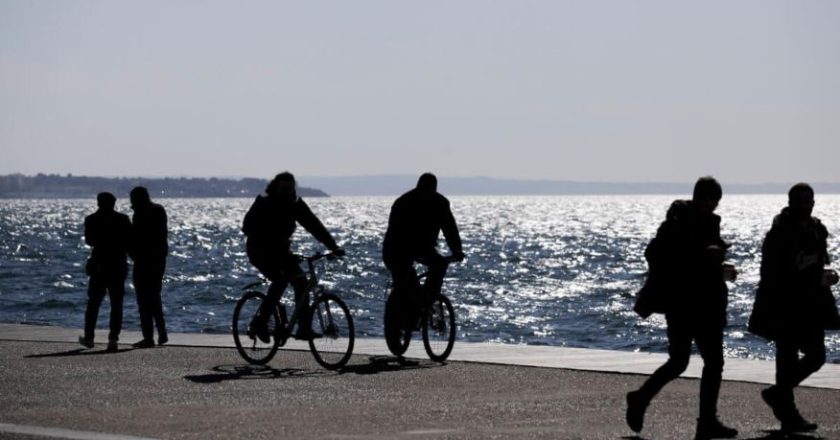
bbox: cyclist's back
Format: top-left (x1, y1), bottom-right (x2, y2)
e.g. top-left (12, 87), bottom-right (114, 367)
top-left (382, 173), bottom-right (463, 298)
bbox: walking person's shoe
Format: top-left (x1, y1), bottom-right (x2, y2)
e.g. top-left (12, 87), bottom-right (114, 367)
top-left (158, 333), bottom-right (168, 346)
top-left (132, 339), bottom-right (155, 348)
top-left (106, 340), bottom-right (119, 352)
top-left (695, 418), bottom-right (738, 440)
top-left (761, 386), bottom-right (785, 420)
top-left (78, 336), bottom-right (94, 349)
top-left (625, 390), bottom-right (648, 433)
top-left (781, 410), bottom-right (818, 433)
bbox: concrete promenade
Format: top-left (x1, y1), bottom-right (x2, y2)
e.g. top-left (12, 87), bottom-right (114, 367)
top-left (1, 323), bottom-right (839, 439)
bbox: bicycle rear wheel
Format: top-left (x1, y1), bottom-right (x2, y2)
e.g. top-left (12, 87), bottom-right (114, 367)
top-left (422, 294), bottom-right (456, 362)
top-left (384, 293), bottom-right (411, 356)
top-left (308, 293), bottom-right (355, 370)
top-left (232, 291), bottom-right (281, 365)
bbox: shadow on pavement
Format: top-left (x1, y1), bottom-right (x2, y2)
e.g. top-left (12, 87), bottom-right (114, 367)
top-left (25, 347), bottom-right (133, 358)
top-left (742, 431), bottom-right (824, 440)
top-left (184, 364), bottom-right (328, 384)
top-left (339, 355), bottom-right (438, 375)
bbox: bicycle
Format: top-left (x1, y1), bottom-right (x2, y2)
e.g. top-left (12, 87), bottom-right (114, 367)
top-left (383, 256), bottom-right (458, 362)
top-left (232, 252), bottom-right (355, 370)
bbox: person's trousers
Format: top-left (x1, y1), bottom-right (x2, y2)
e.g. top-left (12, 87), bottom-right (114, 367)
top-left (774, 328), bottom-right (826, 411)
top-left (134, 262), bottom-right (166, 341)
top-left (385, 253), bottom-right (450, 300)
top-left (636, 314), bottom-right (725, 421)
top-left (252, 253), bottom-right (309, 328)
top-left (85, 272), bottom-right (126, 342)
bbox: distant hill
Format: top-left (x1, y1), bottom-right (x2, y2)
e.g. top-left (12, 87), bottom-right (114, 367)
top-left (299, 175), bottom-right (840, 196)
top-left (0, 174), bottom-right (328, 198)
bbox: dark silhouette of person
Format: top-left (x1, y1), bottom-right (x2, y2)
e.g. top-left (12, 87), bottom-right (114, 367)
top-left (242, 172), bottom-right (344, 340)
top-left (626, 176), bottom-right (738, 440)
top-left (129, 186), bottom-right (169, 348)
top-left (382, 173), bottom-right (464, 307)
top-left (748, 183), bottom-right (839, 433)
top-left (79, 192), bottom-right (131, 352)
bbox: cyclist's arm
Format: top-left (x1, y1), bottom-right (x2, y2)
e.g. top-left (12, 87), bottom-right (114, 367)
top-left (296, 199), bottom-right (340, 251)
top-left (440, 201), bottom-right (463, 259)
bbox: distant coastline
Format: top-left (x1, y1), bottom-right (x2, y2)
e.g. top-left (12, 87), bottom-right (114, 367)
top-left (0, 174), bottom-right (329, 199)
top-left (3, 173), bottom-right (839, 198)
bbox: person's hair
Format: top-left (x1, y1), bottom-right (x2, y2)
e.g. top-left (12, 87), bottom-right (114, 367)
top-left (266, 171), bottom-right (296, 194)
top-left (692, 176), bottom-right (722, 201)
top-left (788, 182), bottom-right (814, 201)
top-left (416, 172), bottom-right (437, 192)
top-left (97, 192), bottom-right (116, 209)
top-left (129, 186), bottom-right (151, 204)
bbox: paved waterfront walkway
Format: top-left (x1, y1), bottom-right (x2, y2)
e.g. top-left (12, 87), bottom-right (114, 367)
top-left (1, 323), bottom-right (838, 389)
top-left (1, 323), bottom-right (839, 439)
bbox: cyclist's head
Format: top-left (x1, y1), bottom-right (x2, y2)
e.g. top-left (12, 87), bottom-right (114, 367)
top-left (416, 172), bottom-right (437, 193)
top-left (97, 192), bottom-right (116, 210)
top-left (267, 172), bottom-right (297, 200)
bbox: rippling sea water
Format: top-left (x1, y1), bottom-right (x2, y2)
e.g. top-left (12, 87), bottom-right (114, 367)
top-left (1, 195), bottom-right (839, 361)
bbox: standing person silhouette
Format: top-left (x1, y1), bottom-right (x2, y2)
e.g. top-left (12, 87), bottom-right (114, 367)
top-left (242, 172), bottom-right (344, 341)
top-left (382, 173), bottom-right (465, 312)
top-left (129, 186), bottom-right (169, 348)
top-left (79, 192), bottom-right (131, 352)
top-left (749, 183), bottom-right (839, 433)
top-left (626, 176), bottom-right (738, 439)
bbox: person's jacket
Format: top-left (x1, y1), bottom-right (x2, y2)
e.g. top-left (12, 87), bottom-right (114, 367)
top-left (130, 202), bottom-right (168, 263)
top-left (242, 194), bottom-right (337, 258)
top-left (749, 208), bottom-right (838, 340)
top-left (382, 188), bottom-right (462, 263)
top-left (635, 200), bottom-right (729, 326)
top-left (84, 208), bottom-right (132, 276)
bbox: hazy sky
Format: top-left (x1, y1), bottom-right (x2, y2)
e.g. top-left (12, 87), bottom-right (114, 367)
top-left (1, 1), bottom-right (838, 183)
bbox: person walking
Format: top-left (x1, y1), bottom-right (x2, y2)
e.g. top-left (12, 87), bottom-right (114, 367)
top-left (129, 186), bottom-right (169, 348)
top-left (748, 183), bottom-right (840, 433)
top-left (627, 176), bottom-right (738, 439)
top-left (79, 192), bottom-right (131, 352)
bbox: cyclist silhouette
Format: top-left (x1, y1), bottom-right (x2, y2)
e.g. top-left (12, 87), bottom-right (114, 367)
top-left (382, 173), bottom-right (464, 307)
top-left (242, 172), bottom-right (344, 341)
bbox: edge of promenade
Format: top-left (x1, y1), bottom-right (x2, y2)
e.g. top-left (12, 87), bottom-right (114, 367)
top-left (1, 322), bottom-right (838, 390)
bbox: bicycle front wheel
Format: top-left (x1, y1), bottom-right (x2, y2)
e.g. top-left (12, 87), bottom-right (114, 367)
top-left (422, 294), bottom-right (456, 362)
top-left (232, 291), bottom-right (281, 365)
top-left (308, 293), bottom-right (355, 370)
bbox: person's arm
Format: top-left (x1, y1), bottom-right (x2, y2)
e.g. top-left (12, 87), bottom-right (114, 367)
top-left (440, 199), bottom-right (463, 260)
top-left (84, 216), bottom-right (96, 248)
top-left (296, 199), bottom-right (340, 251)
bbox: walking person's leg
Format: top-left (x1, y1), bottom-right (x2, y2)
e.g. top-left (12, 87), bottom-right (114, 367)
top-left (694, 324), bottom-right (736, 439)
top-left (626, 315), bottom-right (692, 433)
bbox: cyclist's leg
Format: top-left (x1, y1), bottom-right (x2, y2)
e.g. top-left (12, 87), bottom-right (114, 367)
top-left (422, 252), bottom-right (450, 299)
top-left (387, 259), bottom-right (421, 328)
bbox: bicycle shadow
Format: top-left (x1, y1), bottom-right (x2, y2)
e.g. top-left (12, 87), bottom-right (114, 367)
top-left (184, 364), bottom-right (329, 384)
top-left (620, 431), bottom-right (823, 440)
top-left (25, 347), bottom-right (134, 358)
top-left (339, 355), bottom-right (439, 375)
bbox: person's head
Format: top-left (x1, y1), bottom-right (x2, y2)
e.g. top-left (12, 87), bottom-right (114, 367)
top-left (266, 172), bottom-right (297, 201)
top-left (416, 172), bottom-right (437, 193)
top-left (692, 176), bottom-right (722, 214)
top-left (96, 192), bottom-right (116, 211)
top-left (129, 186), bottom-right (151, 210)
top-left (787, 182), bottom-right (815, 219)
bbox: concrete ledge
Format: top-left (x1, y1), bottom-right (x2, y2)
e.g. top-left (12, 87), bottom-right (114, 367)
top-left (2, 323), bottom-right (837, 389)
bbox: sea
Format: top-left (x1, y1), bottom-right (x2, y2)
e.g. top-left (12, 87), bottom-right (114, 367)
top-left (1, 195), bottom-right (839, 362)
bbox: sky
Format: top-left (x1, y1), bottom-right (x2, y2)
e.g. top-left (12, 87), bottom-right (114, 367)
top-left (1, 1), bottom-right (839, 183)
